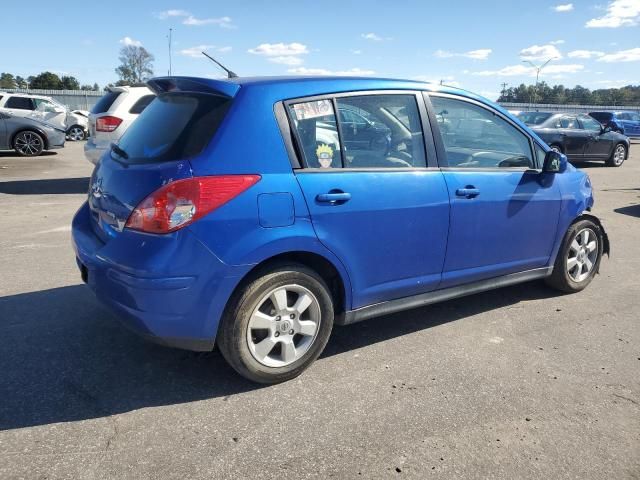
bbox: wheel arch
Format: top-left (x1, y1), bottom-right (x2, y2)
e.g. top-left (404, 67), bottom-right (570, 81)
top-left (578, 212), bottom-right (610, 257)
top-left (220, 250), bottom-right (352, 333)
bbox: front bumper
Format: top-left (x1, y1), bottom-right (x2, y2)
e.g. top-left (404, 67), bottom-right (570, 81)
top-left (71, 202), bottom-right (250, 350)
top-left (84, 141), bottom-right (106, 165)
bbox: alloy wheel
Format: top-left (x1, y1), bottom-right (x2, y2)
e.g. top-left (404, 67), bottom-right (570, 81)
top-left (14, 132), bottom-right (43, 156)
top-left (246, 284), bottom-right (321, 368)
top-left (566, 228), bottom-right (598, 282)
top-left (68, 126), bottom-right (85, 141)
top-left (612, 145), bottom-right (626, 166)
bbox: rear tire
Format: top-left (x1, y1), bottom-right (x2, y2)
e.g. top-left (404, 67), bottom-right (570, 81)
top-left (606, 143), bottom-right (626, 167)
top-left (217, 264), bottom-right (334, 384)
top-left (546, 218), bottom-right (604, 293)
top-left (549, 144), bottom-right (563, 154)
top-left (13, 131), bottom-right (44, 157)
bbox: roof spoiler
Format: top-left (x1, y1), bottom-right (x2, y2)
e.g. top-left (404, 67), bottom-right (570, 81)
top-left (147, 76), bottom-right (240, 98)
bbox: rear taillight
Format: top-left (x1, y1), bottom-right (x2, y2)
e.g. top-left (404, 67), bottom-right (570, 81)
top-left (125, 175), bottom-right (261, 234)
top-left (95, 116), bottom-right (122, 132)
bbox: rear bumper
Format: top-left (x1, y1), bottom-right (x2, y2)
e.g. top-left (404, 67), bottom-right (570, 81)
top-left (71, 202), bottom-right (251, 350)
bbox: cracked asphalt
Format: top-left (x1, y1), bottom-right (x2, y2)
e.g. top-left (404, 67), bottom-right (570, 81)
top-left (0, 141), bottom-right (638, 479)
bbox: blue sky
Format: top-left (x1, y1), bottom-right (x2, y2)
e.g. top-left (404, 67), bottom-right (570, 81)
top-left (2, 0), bottom-right (639, 99)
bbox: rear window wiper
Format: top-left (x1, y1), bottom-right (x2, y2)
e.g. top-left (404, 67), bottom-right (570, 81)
top-left (111, 143), bottom-right (129, 160)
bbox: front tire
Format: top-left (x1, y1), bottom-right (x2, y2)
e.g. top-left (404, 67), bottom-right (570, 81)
top-left (13, 131), bottom-right (44, 157)
top-left (606, 143), bottom-right (626, 167)
top-left (217, 264), bottom-right (334, 384)
top-left (67, 125), bottom-right (86, 141)
top-left (546, 219), bottom-right (604, 293)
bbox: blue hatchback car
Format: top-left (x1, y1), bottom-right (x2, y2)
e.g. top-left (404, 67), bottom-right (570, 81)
top-left (72, 76), bottom-right (609, 383)
top-left (589, 111), bottom-right (640, 138)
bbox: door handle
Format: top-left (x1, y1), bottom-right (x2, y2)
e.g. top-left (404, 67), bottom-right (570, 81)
top-left (455, 187), bottom-right (480, 198)
top-left (316, 192), bottom-right (351, 204)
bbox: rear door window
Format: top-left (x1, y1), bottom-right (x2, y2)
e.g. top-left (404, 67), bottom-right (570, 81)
top-left (5, 96), bottom-right (34, 110)
top-left (91, 91), bottom-right (121, 114)
top-left (129, 94), bottom-right (155, 114)
top-left (114, 93), bottom-right (231, 164)
top-left (336, 95), bottom-right (425, 168)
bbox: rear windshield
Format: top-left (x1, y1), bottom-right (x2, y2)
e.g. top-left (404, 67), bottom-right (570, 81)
top-left (589, 112), bottom-right (611, 123)
top-left (113, 92), bottom-right (231, 164)
top-left (516, 112), bottom-right (553, 125)
top-left (91, 91), bottom-right (121, 114)
top-left (129, 94), bottom-right (155, 114)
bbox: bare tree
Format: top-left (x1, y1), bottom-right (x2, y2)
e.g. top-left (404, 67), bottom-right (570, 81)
top-left (115, 46), bottom-right (154, 84)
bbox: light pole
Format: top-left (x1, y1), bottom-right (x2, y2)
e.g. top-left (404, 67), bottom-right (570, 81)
top-left (522, 57), bottom-right (557, 106)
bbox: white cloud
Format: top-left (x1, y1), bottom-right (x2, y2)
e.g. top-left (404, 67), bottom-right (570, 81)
top-left (179, 45), bottom-right (232, 58)
top-left (119, 36), bottom-right (142, 47)
top-left (288, 67), bottom-right (375, 76)
top-left (598, 47), bottom-right (640, 62)
top-left (183, 15), bottom-right (234, 28)
top-left (553, 3), bottom-right (574, 12)
top-left (412, 75), bottom-right (461, 87)
top-left (156, 9), bottom-right (235, 28)
top-left (351, 49), bottom-right (362, 55)
top-left (550, 39), bottom-right (565, 45)
top-left (156, 9), bottom-right (190, 19)
top-left (434, 48), bottom-right (492, 60)
top-left (248, 42), bottom-right (309, 57)
top-left (520, 44), bottom-right (563, 61)
top-left (361, 32), bottom-right (383, 41)
top-left (567, 50), bottom-right (605, 59)
top-left (586, 0), bottom-right (640, 28)
top-left (473, 63), bottom-right (583, 76)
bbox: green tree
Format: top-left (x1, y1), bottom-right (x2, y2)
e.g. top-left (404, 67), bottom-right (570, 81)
top-left (29, 71), bottom-right (63, 89)
top-left (15, 76), bottom-right (28, 88)
top-left (61, 75), bottom-right (80, 90)
top-left (92, 82), bottom-right (100, 91)
top-left (0, 73), bottom-right (16, 88)
top-left (115, 45), bottom-right (154, 84)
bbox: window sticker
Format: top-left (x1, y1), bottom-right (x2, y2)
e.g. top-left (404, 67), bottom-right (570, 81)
top-left (316, 144), bottom-right (334, 168)
top-left (292, 100), bottom-right (333, 120)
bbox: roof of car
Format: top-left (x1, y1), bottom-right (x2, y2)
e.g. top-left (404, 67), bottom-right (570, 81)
top-left (148, 75), bottom-right (492, 105)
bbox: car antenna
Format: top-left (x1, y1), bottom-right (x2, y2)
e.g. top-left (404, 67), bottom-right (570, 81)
top-left (201, 51), bottom-right (238, 79)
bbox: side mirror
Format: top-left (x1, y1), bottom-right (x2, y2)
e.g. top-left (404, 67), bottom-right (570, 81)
top-left (601, 125), bottom-right (612, 134)
top-left (543, 150), bottom-right (567, 173)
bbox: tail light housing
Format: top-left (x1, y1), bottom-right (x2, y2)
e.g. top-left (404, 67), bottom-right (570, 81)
top-left (96, 116), bottom-right (123, 132)
top-left (125, 175), bottom-right (261, 234)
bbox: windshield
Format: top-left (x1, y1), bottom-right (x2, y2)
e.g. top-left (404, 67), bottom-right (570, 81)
top-left (516, 112), bottom-right (554, 125)
top-left (114, 92), bottom-right (231, 164)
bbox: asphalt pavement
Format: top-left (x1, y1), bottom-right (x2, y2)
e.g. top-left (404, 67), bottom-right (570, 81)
top-left (0, 141), bottom-right (638, 479)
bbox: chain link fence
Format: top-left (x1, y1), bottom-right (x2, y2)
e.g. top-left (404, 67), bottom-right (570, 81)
top-left (0, 88), bottom-right (104, 111)
top-left (499, 102), bottom-right (640, 114)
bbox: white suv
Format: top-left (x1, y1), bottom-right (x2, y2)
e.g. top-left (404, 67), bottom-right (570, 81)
top-left (0, 92), bottom-right (70, 131)
top-left (84, 85), bottom-right (155, 164)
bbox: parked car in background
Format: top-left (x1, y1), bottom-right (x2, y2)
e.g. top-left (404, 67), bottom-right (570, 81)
top-left (0, 111), bottom-right (65, 156)
top-left (84, 86), bottom-right (155, 164)
top-left (516, 111), bottom-right (630, 167)
top-left (66, 110), bottom-right (89, 141)
top-left (589, 111), bottom-right (640, 138)
top-left (72, 76), bottom-right (609, 384)
top-left (0, 92), bottom-right (70, 132)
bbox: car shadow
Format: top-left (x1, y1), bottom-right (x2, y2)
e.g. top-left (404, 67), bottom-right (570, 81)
top-left (573, 161), bottom-right (605, 169)
top-left (0, 177), bottom-right (90, 195)
top-left (614, 204), bottom-right (640, 218)
top-left (0, 281), bottom-right (560, 431)
top-left (0, 151), bottom-right (57, 158)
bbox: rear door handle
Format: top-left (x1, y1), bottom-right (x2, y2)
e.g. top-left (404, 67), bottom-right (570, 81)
top-left (455, 187), bottom-right (480, 198)
top-left (316, 192), bottom-right (351, 204)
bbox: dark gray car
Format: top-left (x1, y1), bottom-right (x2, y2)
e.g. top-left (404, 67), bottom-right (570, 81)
top-left (516, 111), bottom-right (630, 167)
top-left (0, 111), bottom-right (66, 156)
